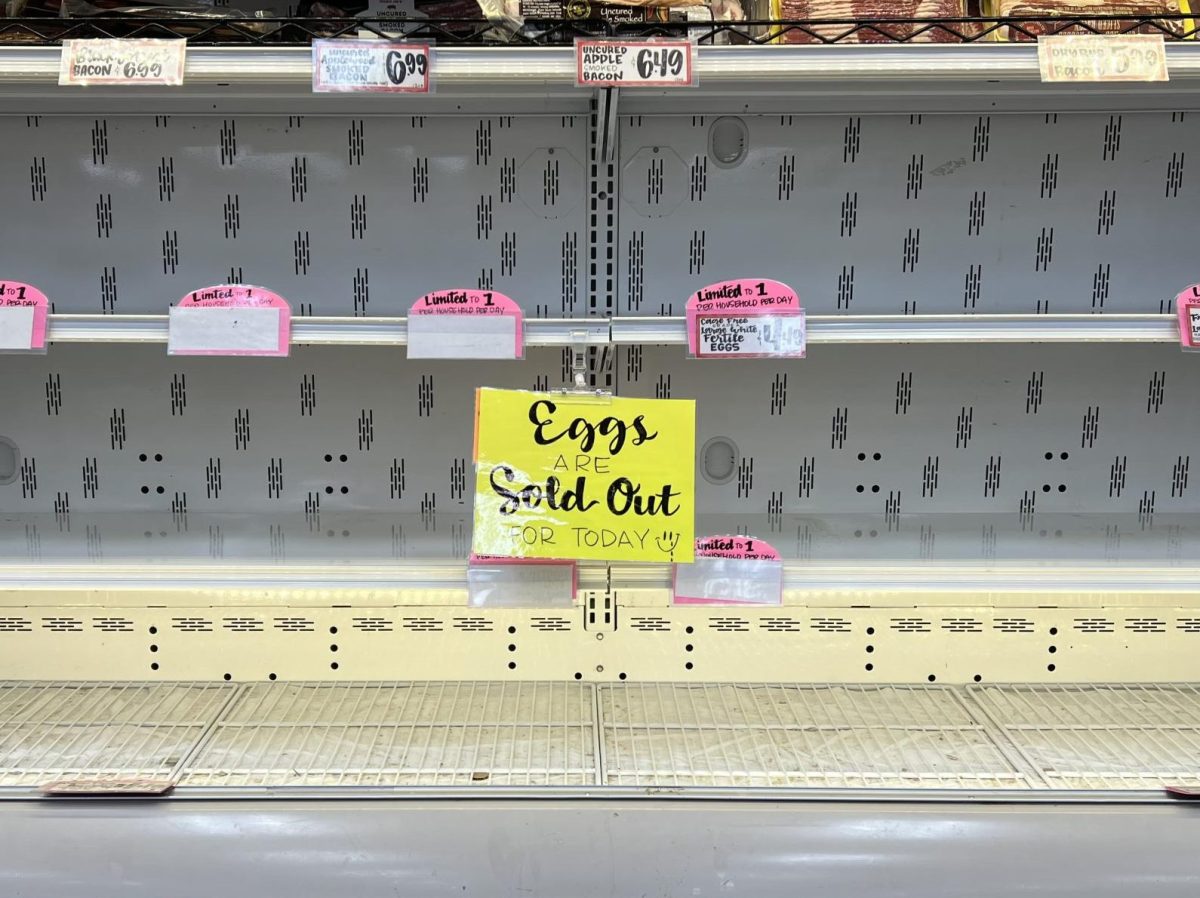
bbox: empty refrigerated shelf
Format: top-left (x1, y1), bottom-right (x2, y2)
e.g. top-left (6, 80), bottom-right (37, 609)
top-left (968, 684), bottom-right (1200, 790)
top-left (2, 681), bottom-right (1200, 795)
top-left (598, 684), bottom-right (1034, 789)
top-left (0, 682), bottom-right (236, 788)
top-left (180, 681), bottom-right (598, 787)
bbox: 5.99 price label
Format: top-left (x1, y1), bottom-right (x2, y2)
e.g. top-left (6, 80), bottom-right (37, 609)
top-left (313, 40), bottom-right (432, 93)
top-left (1038, 34), bottom-right (1167, 83)
top-left (59, 39), bottom-right (186, 87)
top-left (576, 39), bottom-right (694, 88)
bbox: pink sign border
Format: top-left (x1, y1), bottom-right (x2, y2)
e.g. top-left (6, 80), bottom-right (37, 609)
top-left (685, 278), bottom-right (804, 358)
top-left (172, 284), bottom-right (291, 357)
top-left (673, 534), bottom-right (783, 606)
top-left (0, 281), bottom-right (49, 351)
top-left (409, 289), bottom-right (524, 358)
top-left (1176, 283), bottom-right (1200, 350)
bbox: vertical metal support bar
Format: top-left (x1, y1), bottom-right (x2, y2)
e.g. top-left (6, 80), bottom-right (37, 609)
top-left (591, 683), bottom-right (607, 786)
top-left (588, 88), bottom-right (619, 396)
top-left (588, 87), bottom-right (618, 322)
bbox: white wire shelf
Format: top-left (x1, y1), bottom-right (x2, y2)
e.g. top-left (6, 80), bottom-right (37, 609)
top-left (969, 684), bottom-right (1200, 790)
top-left (0, 682), bottom-right (236, 788)
top-left (3, 680), bottom-right (1199, 795)
top-left (6, 44), bottom-right (1200, 88)
top-left (41, 313), bottom-right (1180, 347)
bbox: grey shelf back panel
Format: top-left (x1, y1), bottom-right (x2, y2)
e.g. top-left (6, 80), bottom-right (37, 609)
top-left (0, 343), bottom-right (1196, 528)
top-left (616, 111), bottom-right (1195, 316)
top-left (616, 343), bottom-right (1199, 521)
top-left (1, 114), bottom-right (587, 317)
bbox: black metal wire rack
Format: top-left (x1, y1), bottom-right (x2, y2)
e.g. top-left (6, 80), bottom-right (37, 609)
top-left (0, 13), bottom-right (1197, 46)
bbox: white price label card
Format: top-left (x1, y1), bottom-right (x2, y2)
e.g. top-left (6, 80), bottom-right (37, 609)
top-left (59, 39), bottom-right (186, 87)
top-left (467, 561), bottom-right (576, 608)
top-left (313, 40), bottom-right (432, 93)
top-left (168, 307), bottom-right (283, 355)
top-left (407, 289), bottom-right (523, 359)
top-left (1038, 34), bottom-right (1168, 83)
top-left (674, 557), bottom-right (784, 606)
top-left (697, 313), bottom-right (806, 359)
top-left (0, 306), bottom-right (37, 351)
top-left (576, 39), bottom-right (694, 87)
top-left (407, 314), bottom-right (518, 359)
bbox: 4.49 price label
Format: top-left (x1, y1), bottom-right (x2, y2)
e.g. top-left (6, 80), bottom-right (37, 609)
top-left (576, 39), bottom-right (694, 87)
top-left (697, 315), bottom-right (806, 359)
top-left (59, 39), bottom-right (186, 87)
top-left (313, 40), bottom-right (432, 93)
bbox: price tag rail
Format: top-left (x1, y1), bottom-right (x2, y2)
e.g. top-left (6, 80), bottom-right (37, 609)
top-left (36, 312), bottom-right (1179, 346)
top-left (8, 44), bottom-right (1200, 98)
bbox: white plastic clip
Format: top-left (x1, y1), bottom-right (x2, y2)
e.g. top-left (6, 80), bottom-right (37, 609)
top-left (560, 327), bottom-right (612, 402)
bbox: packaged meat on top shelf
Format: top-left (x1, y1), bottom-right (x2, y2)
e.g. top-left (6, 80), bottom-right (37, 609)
top-left (983, 0), bottom-right (1196, 40)
top-left (767, 0), bottom-right (982, 43)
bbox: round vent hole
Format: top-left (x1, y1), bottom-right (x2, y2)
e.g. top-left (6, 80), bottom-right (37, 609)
top-left (709, 116), bottom-right (749, 167)
top-left (701, 436), bottom-right (739, 485)
top-left (0, 437), bottom-right (18, 485)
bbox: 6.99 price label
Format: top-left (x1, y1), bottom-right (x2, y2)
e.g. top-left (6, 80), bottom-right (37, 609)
top-left (59, 39), bottom-right (186, 87)
top-left (313, 40), bottom-right (432, 93)
top-left (576, 39), bottom-right (694, 88)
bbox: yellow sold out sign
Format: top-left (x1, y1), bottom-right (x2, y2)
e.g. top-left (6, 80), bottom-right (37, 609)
top-left (472, 388), bottom-right (695, 563)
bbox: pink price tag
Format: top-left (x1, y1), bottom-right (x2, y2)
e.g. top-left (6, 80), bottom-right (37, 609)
top-left (1176, 284), bottom-right (1200, 351)
top-left (0, 281), bottom-right (49, 352)
top-left (168, 285), bottom-right (291, 357)
top-left (408, 289), bottom-right (524, 360)
top-left (576, 40), bottom-right (694, 88)
top-left (674, 535), bottom-right (783, 606)
top-left (686, 278), bottom-right (805, 359)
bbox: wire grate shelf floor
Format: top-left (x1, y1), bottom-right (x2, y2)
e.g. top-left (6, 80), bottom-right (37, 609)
top-left (0, 682), bottom-right (237, 788)
top-left (1, 681), bottom-right (1199, 794)
top-left (181, 682), bottom-right (598, 787)
top-left (968, 684), bottom-right (1200, 790)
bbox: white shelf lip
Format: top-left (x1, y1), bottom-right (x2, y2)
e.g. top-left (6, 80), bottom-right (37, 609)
top-left (46, 312), bottom-right (1178, 345)
top-left (6, 43), bottom-right (1200, 86)
top-left (613, 313), bottom-right (1179, 344)
top-left (1, 561), bottom-right (1196, 592)
top-left (46, 314), bottom-right (610, 346)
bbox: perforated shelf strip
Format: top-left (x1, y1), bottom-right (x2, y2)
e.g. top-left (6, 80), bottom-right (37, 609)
top-left (2, 681), bottom-right (1199, 793)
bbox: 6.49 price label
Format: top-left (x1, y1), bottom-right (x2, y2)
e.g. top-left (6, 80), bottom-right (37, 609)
top-left (313, 40), bottom-right (432, 93)
top-left (576, 39), bottom-right (694, 88)
top-left (59, 39), bottom-right (186, 87)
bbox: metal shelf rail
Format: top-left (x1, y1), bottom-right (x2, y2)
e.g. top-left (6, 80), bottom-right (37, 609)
top-left (40, 313), bottom-right (1181, 346)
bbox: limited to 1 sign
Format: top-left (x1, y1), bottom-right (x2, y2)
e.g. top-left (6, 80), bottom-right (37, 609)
top-left (1038, 34), bottom-right (1168, 83)
top-left (576, 40), bottom-right (694, 87)
top-left (313, 40), bottom-right (431, 93)
top-left (59, 39), bottom-right (186, 86)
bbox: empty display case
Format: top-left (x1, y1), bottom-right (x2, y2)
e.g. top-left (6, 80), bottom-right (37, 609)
top-left (2, 13), bottom-right (1200, 896)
